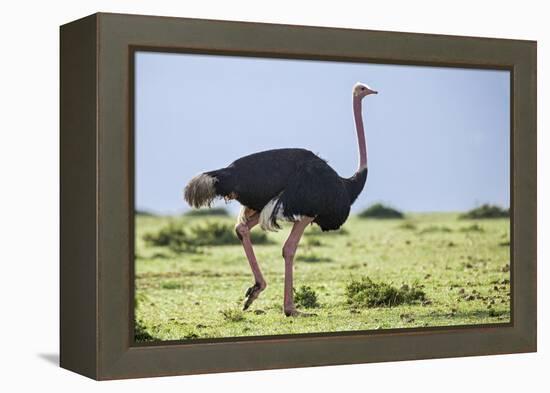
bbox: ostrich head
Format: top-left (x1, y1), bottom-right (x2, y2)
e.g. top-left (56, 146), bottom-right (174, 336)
top-left (353, 82), bottom-right (378, 99)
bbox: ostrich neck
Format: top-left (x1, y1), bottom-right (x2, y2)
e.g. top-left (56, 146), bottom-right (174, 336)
top-left (342, 95), bottom-right (369, 206)
top-left (353, 97), bottom-right (367, 171)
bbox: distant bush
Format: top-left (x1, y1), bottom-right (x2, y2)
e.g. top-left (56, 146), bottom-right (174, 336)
top-left (305, 237), bottom-right (324, 247)
top-left (136, 209), bottom-right (155, 216)
top-left (460, 204), bottom-right (509, 219)
top-left (185, 207), bottom-right (230, 217)
top-left (358, 203), bottom-right (404, 219)
top-left (345, 276), bottom-right (426, 308)
top-left (459, 224), bottom-right (485, 232)
top-left (189, 221), bottom-right (271, 246)
top-left (304, 226), bottom-right (349, 236)
top-left (398, 221), bottom-right (417, 230)
top-left (294, 286), bottom-right (320, 309)
top-left (160, 280), bottom-right (183, 290)
top-left (419, 225), bottom-right (452, 234)
top-left (143, 220), bottom-right (271, 253)
top-left (143, 223), bottom-right (197, 253)
top-left (189, 221), bottom-right (240, 245)
top-left (296, 252), bottom-right (332, 263)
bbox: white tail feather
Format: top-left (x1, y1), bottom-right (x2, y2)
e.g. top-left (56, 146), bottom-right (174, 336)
top-left (259, 197), bottom-right (282, 231)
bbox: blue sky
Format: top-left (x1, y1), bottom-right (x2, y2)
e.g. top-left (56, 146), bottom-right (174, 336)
top-left (135, 52), bottom-right (510, 215)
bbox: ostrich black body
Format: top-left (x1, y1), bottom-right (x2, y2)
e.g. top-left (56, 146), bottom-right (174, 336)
top-left (205, 148), bottom-right (368, 231)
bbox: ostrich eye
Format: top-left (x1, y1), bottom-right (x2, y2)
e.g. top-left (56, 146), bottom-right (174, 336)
top-left (360, 87), bottom-right (365, 91)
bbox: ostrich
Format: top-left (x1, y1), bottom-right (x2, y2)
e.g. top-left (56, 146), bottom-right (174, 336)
top-left (184, 82), bottom-right (377, 316)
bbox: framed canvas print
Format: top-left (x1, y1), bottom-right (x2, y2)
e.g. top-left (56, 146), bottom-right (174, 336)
top-left (60, 12), bottom-right (537, 380)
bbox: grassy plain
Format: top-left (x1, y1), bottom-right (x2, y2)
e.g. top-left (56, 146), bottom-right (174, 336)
top-left (134, 212), bottom-right (510, 342)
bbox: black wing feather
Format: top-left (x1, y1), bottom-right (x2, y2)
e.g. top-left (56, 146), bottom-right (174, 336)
top-left (277, 159), bottom-right (351, 231)
top-left (207, 148), bottom-right (319, 212)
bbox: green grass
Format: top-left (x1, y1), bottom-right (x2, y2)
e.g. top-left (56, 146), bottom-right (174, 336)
top-left (134, 212), bottom-right (510, 342)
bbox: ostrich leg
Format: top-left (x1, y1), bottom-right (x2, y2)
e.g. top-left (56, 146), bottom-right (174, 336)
top-left (282, 216), bottom-right (315, 317)
top-left (235, 208), bottom-right (266, 310)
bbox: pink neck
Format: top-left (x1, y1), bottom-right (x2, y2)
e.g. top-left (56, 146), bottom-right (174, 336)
top-left (353, 96), bottom-right (367, 171)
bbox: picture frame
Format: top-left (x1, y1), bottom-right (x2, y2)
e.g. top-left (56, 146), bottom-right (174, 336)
top-left (60, 12), bottom-right (536, 380)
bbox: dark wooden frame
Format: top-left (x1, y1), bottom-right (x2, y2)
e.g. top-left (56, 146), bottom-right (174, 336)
top-left (60, 12), bottom-right (537, 380)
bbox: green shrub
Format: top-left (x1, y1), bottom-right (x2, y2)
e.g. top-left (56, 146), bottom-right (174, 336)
top-left (345, 276), bottom-right (426, 308)
top-left (184, 207), bottom-right (230, 217)
top-left (358, 203), bottom-right (404, 219)
top-left (183, 331), bottom-right (199, 339)
top-left (220, 308), bottom-right (245, 322)
top-left (460, 204), bottom-right (509, 219)
top-left (294, 286), bottom-right (320, 308)
top-left (134, 319), bottom-right (156, 342)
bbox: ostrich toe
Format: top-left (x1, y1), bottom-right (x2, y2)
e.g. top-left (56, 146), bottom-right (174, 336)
top-left (243, 282), bottom-right (266, 310)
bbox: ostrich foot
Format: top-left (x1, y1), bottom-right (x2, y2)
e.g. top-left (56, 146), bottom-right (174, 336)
top-left (243, 282), bottom-right (266, 310)
top-left (284, 307), bottom-right (317, 317)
